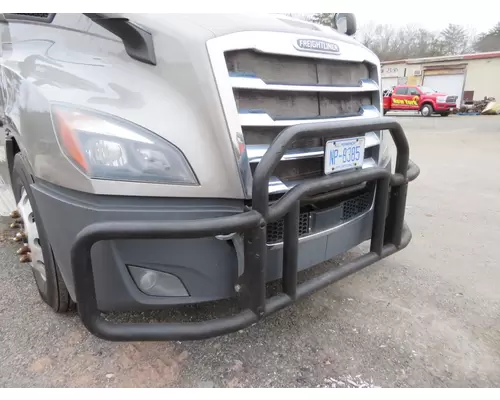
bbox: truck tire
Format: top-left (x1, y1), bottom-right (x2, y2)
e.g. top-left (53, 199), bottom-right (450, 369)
top-left (440, 112), bottom-right (450, 117)
top-left (383, 109), bottom-right (388, 115)
top-left (11, 153), bottom-right (75, 313)
top-left (421, 104), bottom-right (433, 117)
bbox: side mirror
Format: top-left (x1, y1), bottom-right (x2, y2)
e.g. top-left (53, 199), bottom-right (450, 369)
top-left (334, 13), bottom-right (357, 36)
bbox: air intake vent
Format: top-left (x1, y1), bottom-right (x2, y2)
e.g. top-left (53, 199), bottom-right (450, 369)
top-left (16, 13), bottom-right (50, 18)
top-left (7, 13), bottom-right (54, 22)
top-left (226, 50), bottom-right (370, 86)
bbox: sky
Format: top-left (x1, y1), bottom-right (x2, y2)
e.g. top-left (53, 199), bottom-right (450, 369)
top-left (288, 11), bottom-right (497, 34)
top-left (355, 11), bottom-right (497, 33)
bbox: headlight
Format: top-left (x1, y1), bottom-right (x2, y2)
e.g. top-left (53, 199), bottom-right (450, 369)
top-left (437, 96), bottom-right (446, 103)
top-left (51, 104), bottom-right (198, 185)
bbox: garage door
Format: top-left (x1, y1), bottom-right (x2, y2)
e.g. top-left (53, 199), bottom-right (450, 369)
top-left (382, 77), bottom-right (398, 92)
top-left (423, 73), bottom-right (465, 106)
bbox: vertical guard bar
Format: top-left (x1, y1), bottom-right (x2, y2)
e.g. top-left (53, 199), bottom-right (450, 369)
top-left (386, 184), bottom-right (408, 247)
top-left (282, 201), bottom-right (300, 299)
top-left (384, 121), bottom-right (410, 247)
top-left (370, 176), bottom-right (390, 255)
top-left (241, 224), bottom-right (268, 316)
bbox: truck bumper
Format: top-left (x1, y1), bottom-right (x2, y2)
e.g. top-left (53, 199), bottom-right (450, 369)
top-left (35, 117), bottom-right (419, 342)
top-left (435, 103), bottom-right (456, 112)
top-left (32, 185), bottom-right (379, 311)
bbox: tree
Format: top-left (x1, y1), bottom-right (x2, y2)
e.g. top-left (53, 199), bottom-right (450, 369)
top-left (310, 13), bottom-right (336, 27)
top-left (304, 14), bottom-right (479, 60)
top-left (357, 23), bottom-right (447, 61)
top-left (474, 22), bottom-right (500, 52)
top-left (280, 13), bottom-right (313, 21)
top-left (354, 22), bottom-right (476, 61)
top-left (440, 24), bottom-right (471, 55)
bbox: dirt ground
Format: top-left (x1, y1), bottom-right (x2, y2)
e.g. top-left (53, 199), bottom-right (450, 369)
top-left (0, 115), bottom-right (499, 388)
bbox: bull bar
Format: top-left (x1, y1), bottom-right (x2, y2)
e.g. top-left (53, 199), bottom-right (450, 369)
top-left (71, 117), bottom-right (420, 342)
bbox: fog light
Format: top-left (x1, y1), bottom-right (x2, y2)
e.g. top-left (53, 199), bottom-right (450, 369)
top-left (127, 265), bottom-right (189, 297)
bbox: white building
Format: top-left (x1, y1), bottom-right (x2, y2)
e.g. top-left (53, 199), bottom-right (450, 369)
top-left (381, 51), bottom-right (500, 106)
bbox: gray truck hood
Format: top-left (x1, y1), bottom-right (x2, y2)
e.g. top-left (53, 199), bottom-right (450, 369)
top-left (128, 13), bottom-right (365, 48)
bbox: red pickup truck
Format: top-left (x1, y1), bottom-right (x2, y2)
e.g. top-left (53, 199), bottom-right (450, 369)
top-left (383, 85), bottom-right (458, 117)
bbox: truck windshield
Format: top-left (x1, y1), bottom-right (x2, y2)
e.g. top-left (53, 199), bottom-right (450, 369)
top-left (419, 86), bottom-right (437, 94)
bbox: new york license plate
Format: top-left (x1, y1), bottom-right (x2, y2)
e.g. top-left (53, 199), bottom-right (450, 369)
top-left (324, 137), bottom-right (365, 175)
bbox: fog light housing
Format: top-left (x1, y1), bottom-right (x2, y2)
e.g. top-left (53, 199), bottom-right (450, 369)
top-left (128, 265), bottom-right (189, 297)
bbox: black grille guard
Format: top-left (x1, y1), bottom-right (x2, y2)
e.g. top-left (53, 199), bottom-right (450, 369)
top-left (71, 117), bottom-right (420, 342)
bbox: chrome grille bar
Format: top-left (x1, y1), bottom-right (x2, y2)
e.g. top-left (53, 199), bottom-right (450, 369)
top-left (239, 105), bottom-right (380, 127)
top-left (246, 131), bottom-right (380, 163)
top-left (229, 76), bottom-right (380, 93)
top-left (268, 156), bottom-right (378, 194)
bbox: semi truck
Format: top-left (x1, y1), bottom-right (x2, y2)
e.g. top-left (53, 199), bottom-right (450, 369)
top-left (0, 13), bottom-right (419, 342)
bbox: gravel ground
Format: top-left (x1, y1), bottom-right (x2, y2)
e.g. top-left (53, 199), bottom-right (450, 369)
top-left (0, 115), bottom-right (499, 388)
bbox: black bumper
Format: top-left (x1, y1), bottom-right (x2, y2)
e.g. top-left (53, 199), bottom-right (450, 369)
top-left (71, 117), bottom-right (420, 342)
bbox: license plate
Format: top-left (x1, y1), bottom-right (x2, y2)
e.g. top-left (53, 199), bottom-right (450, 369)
top-left (324, 137), bottom-right (365, 175)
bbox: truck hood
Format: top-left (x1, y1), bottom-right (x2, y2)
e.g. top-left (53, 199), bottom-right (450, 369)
top-left (424, 92), bottom-right (447, 97)
top-left (127, 13), bottom-right (368, 49)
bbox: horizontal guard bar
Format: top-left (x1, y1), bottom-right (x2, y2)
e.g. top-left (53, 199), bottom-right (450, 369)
top-left (73, 209), bottom-right (262, 245)
top-left (252, 117), bottom-right (409, 217)
top-left (269, 167), bottom-right (388, 221)
top-left (265, 222), bottom-right (412, 315)
top-left (391, 160), bottom-right (420, 185)
top-left (75, 223), bottom-right (412, 342)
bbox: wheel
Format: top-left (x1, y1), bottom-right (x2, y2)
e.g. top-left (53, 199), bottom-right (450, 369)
top-left (11, 153), bottom-right (74, 313)
top-left (383, 109), bottom-right (388, 115)
top-left (440, 112), bottom-right (450, 117)
top-left (421, 104), bottom-right (433, 117)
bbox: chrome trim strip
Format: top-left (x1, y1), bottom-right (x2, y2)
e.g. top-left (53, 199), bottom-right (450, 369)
top-left (269, 177), bottom-right (290, 194)
top-left (239, 106), bottom-right (380, 127)
top-left (209, 31), bottom-right (381, 64)
top-left (361, 157), bottom-right (377, 169)
top-left (230, 77), bottom-right (380, 93)
top-left (364, 131), bottom-right (380, 148)
top-left (248, 146), bottom-right (323, 163)
top-left (246, 131), bottom-right (380, 164)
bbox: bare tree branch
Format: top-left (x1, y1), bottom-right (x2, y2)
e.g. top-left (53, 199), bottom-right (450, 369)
top-left (474, 22), bottom-right (500, 52)
top-left (306, 13), bottom-right (491, 61)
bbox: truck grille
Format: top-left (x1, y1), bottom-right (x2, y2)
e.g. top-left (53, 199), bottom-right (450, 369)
top-left (235, 89), bottom-right (371, 120)
top-left (225, 50), bottom-right (370, 86)
top-left (266, 190), bottom-right (374, 244)
top-left (222, 48), bottom-right (381, 195)
top-left (446, 95), bottom-right (458, 104)
top-left (267, 212), bottom-right (310, 244)
top-left (228, 50), bottom-right (372, 121)
top-left (341, 191), bottom-right (373, 221)
top-left (207, 32), bottom-right (382, 244)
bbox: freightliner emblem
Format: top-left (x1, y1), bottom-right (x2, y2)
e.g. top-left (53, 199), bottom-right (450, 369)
top-left (294, 38), bottom-right (340, 54)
